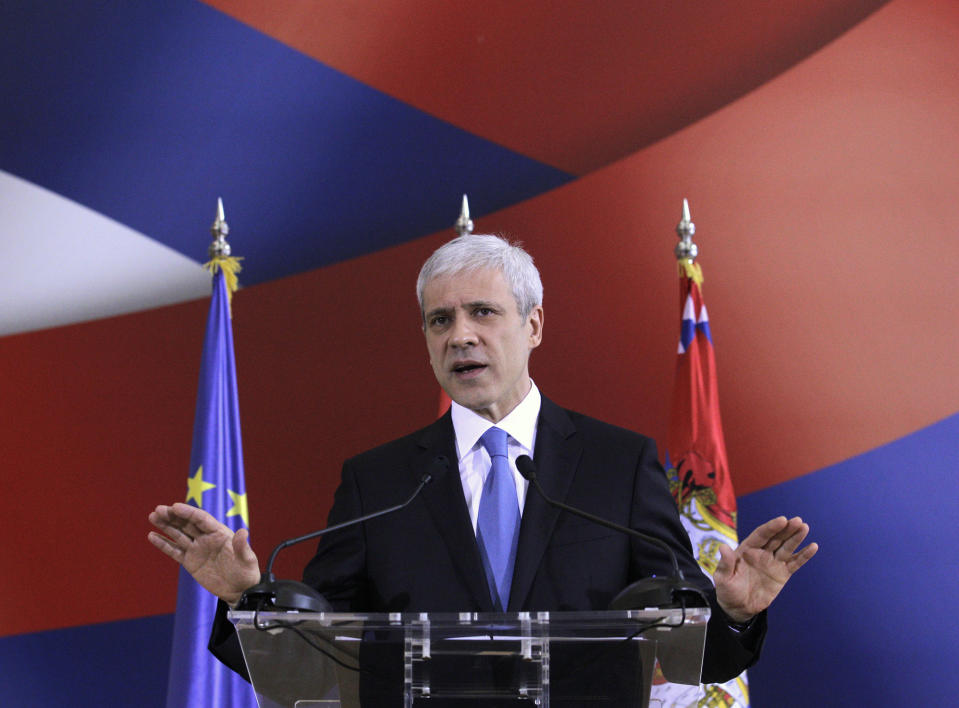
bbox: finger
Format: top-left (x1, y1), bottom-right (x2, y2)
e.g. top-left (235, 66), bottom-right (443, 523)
top-left (713, 543), bottom-right (736, 577)
top-left (149, 505), bottom-right (178, 529)
top-left (763, 517), bottom-right (805, 553)
top-left (150, 504), bottom-right (195, 533)
top-left (148, 531), bottom-right (185, 563)
top-left (149, 515), bottom-right (189, 544)
top-left (150, 504), bottom-right (172, 519)
top-left (157, 520), bottom-right (196, 547)
top-left (740, 516), bottom-right (789, 549)
top-left (786, 541), bottom-right (819, 572)
top-left (168, 502), bottom-right (227, 538)
top-left (149, 506), bottom-right (201, 543)
top-left (232, 528), bottom-right (254, 562)
top-left (776, 522), bottom-right (811, 557)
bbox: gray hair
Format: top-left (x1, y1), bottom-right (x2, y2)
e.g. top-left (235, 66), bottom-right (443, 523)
top-left (416, 234), bottom-right (544, 320)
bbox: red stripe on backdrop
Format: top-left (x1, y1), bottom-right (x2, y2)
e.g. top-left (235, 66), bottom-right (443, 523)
top-left (204, 0), bottom-right (887, 175)
top-left (2, 303), bottom-right (204, 636)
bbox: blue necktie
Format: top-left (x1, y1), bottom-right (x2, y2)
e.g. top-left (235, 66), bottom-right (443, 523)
top-left (477, 426), bottom-right (520, 611)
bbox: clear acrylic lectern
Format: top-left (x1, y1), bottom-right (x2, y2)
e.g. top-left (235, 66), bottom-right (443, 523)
top-left (230, 608), bottom-right (708, 707)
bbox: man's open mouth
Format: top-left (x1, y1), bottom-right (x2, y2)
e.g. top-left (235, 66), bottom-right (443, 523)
top-left (452, 362), bottom-right (486, 374)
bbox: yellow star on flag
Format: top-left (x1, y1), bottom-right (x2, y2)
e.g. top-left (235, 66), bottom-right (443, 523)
top-left (226, 489), bottom-right (250, 528)
top-left (186, 465), bottom-right (216, 508)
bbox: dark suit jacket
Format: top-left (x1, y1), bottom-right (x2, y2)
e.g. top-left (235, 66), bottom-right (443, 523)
top-left (212, 396), bottom-right (764, 687)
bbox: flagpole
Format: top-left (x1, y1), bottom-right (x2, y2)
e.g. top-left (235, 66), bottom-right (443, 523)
top-left (651, 198), bottom-right (750, 707)
top-left (164, 199), bottom-right (257, 708)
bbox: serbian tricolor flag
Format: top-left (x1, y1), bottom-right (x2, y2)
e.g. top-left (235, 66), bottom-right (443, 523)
top-left (652, 258), bottom-right (751, 707)
top-left (666, 260), bottom-right (737, 532)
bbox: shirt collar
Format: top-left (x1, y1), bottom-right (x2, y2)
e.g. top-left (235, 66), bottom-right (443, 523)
top-left (450, 381), bottom-right (542, 460)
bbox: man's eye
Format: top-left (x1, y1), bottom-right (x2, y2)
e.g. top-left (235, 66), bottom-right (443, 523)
top-left (475, 307), bottom-right (494, 316)
top-left (430, 316), bottom-right (448, 327)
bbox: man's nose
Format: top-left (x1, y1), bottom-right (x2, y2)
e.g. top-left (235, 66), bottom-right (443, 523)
top-left (449, 317), bottom-right (477, 348)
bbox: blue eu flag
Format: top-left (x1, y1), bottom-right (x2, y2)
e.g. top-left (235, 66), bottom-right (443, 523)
top-left (165, 266), bottom-right (258, 707)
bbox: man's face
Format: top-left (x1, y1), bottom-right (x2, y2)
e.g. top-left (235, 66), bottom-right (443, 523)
top-left (422, 267), bottom-right (543, 423)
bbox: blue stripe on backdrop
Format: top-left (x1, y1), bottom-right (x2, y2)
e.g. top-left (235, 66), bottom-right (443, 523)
top-left (0, 1), bottom-right (572, 285)
top-left (0, 615), bottom-right (174, 706)
top-left (738, 412), bottom-right (959, 708)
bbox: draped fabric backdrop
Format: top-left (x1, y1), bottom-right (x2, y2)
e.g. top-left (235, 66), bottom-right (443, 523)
top-left (1, 2), bottom-right (956, 705)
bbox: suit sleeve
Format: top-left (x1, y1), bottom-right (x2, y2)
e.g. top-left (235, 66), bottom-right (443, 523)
top-left (628, 436), bottom-right (766, 684)
top-left (207, 458), bottom-right (369, 678)
top-left (207, 599), bottom-right (251, 681)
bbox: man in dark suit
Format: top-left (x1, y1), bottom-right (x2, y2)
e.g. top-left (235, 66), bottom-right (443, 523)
top-left (149, 233), bottom-right (816, 695)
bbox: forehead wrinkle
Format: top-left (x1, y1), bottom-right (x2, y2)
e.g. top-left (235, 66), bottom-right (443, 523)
top-left (464, 298), bottom-right (501, 310)
top-left (426, 298), bottom-right (501, 317)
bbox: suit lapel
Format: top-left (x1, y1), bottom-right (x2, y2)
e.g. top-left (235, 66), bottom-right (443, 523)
top-left (415, 413), bottom-right (496, 611)
top-left (508, 397), bottom-right (581, 610)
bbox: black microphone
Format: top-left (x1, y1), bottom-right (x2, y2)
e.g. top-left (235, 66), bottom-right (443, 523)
top-left (515, 455), bottom-right (706, 610)
top-left (238, 455), bottom-right (449, 612)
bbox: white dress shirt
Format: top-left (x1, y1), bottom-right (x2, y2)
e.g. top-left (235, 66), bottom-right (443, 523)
top-left (450, 381), bottom-right (542, 533)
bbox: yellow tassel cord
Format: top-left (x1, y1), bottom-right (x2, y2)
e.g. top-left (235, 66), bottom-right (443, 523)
top-left (678, 258), bottom-right (704, 286)
top-left (203, 255), bottom-right (244, 316)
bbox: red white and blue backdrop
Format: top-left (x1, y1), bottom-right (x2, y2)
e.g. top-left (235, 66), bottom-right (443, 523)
top-left (2, 1), bottom-right (957, 705)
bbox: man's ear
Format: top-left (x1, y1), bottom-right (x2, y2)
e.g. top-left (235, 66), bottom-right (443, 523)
top-left (527, 305), bottom-right (544, 349)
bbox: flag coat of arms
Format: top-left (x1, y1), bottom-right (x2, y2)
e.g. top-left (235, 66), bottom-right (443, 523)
top-left (165, 262), bottom-right (258, 708)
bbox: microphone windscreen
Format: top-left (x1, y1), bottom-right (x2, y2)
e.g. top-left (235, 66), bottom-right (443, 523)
top-left (516, 455), bottom-right (537, 480)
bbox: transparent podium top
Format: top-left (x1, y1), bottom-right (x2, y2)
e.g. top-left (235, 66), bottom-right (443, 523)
top-left (231, 608), bottom-right (709, 708)
top-left (231, 607), bottom-right (708, 636)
